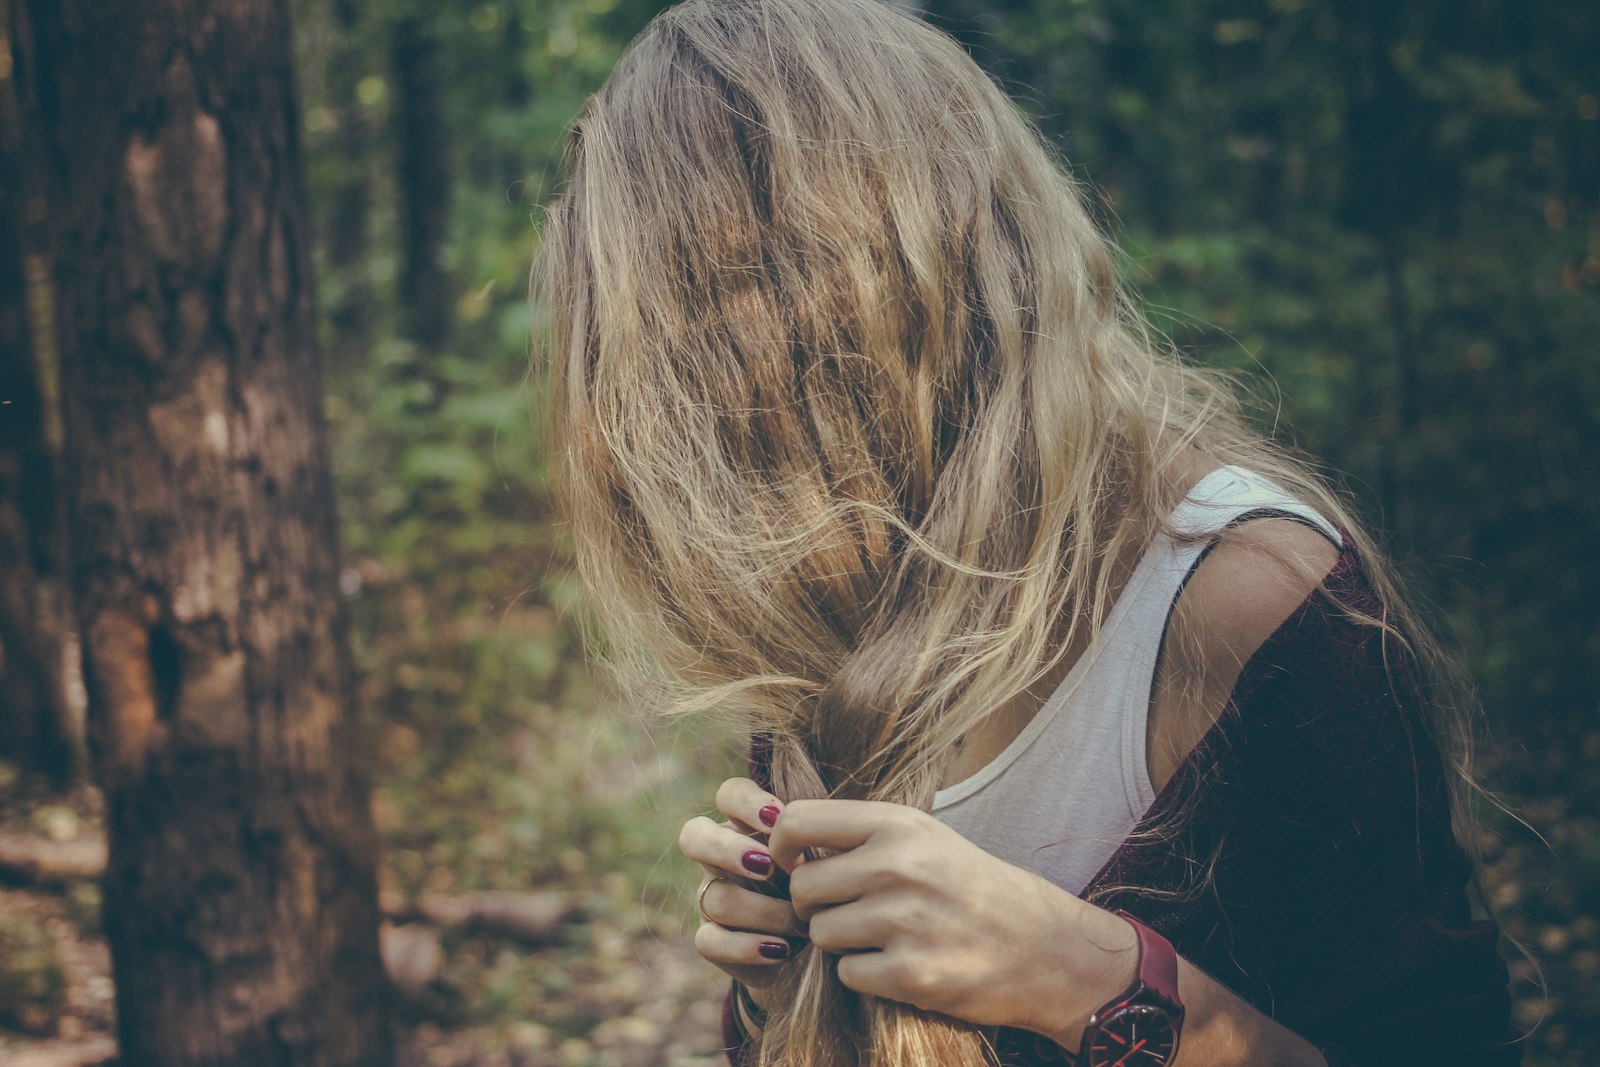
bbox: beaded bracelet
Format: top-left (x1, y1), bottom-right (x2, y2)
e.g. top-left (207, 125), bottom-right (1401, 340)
top-left (733, 980), bottom-right (768, 1032)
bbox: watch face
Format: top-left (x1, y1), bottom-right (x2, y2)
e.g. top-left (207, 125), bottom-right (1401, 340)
top-left (1085, 1003), bottom-right (1178, 1067)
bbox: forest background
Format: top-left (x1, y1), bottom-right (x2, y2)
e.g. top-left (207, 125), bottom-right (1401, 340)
top-left (0, 0), bottom-right (1595, 1065)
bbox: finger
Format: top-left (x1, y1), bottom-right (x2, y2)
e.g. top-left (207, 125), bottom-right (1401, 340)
top-left (767, 799), bottom-right (908, 871)
top-left (787, 850), bottom-right (878, 920)
top-left (679, 815), bottom-right (779, 881)
top-left (700, 875), bottom-right (808, 938)
top-left (716, 777), bottom-right (786, 834)
top-left (806, 900), bottom-right (884, 953)
top-left (834, 948), bottom-right (898, 1001)
top-left (694, 920), bottom-right (799, 967)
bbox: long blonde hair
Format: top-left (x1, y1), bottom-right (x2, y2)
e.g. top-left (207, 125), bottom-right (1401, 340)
top-left (531, 1), bottom-right (1493, 1063)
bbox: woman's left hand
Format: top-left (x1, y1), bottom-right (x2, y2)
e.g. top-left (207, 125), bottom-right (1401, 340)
top-left (766, 798), bottom-right (1139, 1047)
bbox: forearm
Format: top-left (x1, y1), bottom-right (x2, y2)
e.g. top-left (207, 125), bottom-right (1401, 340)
top-left (1165, 957), bottom-right (1327, 1067)
top-left (1024, 900), bottom-right (1326, 1067)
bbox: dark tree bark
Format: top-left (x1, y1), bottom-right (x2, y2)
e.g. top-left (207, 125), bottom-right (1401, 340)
top-left (325, 0), bottom-right (372, 341)
top-left (393, 15), bottom-right (453, 351)
top-left (498, 4), bottom-right (533, 195)
top-left (12, 1), bottom-right (392, 1063)
top-left (1337, 0), bottom-right (1435, 532)
top-left (0, 2), bottom-right (75, 787)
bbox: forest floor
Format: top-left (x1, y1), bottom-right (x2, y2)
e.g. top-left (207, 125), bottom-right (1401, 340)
top-left (1474, 736), bottom-right (1600, 1062)
top-left (0, 743), bottom-right (1594, 1067)
top-left (0, 772), bottom-right (732, 1067)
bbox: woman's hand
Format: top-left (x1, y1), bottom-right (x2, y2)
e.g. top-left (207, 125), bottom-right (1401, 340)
top-left (677, 778), bottom-right (809, 1006)
top-left (766, 798), bottom-right (1139, 1048)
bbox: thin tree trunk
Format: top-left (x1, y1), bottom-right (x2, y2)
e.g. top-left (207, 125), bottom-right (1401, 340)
top-left (393, 15), bottom-right (452, 351)
top-left (13, 0), bottom-right (392, 1062)
top-left (499, 5), bottom-right (532, 195)
top-left (0, 0), bottom-right (75, 788)
top-left (325, 0), bottom-right (372, 341)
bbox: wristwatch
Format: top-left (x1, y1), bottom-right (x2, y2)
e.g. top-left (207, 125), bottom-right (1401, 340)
top-left (1076, 910), bottom-right (1185, 1067)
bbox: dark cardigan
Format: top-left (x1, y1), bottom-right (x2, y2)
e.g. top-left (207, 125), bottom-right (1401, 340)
top-left (721, 542), bottom-right (1524, 1066)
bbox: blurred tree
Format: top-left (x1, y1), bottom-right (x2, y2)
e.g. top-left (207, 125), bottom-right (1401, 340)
top-left (0, 0), bottom-right (75, 788)
top-left (394, 12), bottom-right (454, 351)
top-left (11, 0), bottom-right (393, 1062)
top-left (323, 0), bottom-right (375, 343)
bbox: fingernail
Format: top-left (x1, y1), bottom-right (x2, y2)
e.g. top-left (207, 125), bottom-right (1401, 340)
top-left (758, 940), bottom-right (790, 960)
top-left (758, 804), bottom-right (781, 828)
top-left (741, 849), bottom-right (773, 876)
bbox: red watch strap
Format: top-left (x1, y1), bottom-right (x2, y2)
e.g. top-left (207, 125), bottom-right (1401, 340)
top-left (1115, 910), bottom-right (1180, 1006)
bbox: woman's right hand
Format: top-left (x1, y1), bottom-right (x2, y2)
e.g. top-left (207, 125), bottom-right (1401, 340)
top-left (678, 777), bottom-right (808, 1008)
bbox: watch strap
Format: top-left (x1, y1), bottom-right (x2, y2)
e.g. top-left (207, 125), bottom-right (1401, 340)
top-left (1076, 911), bottom-right (1185, 1067)
top-left (1114, 909), bottom-right (1180, 1007)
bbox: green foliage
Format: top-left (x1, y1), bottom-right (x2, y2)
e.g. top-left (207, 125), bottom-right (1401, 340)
top-left (928, 0), bottom-right (1600, 747)
top-left (290, 0), bottom-right (1596, 1055)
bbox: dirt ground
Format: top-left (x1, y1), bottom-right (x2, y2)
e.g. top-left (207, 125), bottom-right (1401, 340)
top-left (0, 761), bottom-right (1594, 1066)
top-left (0, 880), bottom-right (730, 1067)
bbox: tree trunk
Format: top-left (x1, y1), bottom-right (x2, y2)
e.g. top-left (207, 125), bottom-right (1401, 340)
top-left (498, 5), bottom-right (532, 195)
top-left (393, 15), bottom-right (452, 351)
top-left (1337, 0), bottom-right (1429, 534)
top-left (12, 0), bottom-right (392, 1063)
top-left (325, 0), bottom-right (372, 342)
top-left (0, 0), bottom-right (75, 788)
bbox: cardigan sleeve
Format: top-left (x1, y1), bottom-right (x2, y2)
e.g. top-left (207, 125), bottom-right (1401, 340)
top-left (721, 983), bottom-right (755, 1066)
top-left (1092, 546), bottom-right (1524, 1067)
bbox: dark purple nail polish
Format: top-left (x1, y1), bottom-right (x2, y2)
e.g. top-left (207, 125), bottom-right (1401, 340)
top-left (741, 849), bottom-right (773, 876)
top-left (758, 804), bottom-right (781, 828)
top-left (758, 940), bottom-right (790, 960)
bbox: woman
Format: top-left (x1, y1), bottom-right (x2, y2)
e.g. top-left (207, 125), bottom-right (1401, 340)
top-left (533, 1), bottom-right (1524, 1064)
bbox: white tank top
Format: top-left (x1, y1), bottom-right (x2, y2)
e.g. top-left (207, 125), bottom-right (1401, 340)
top-left (930, 466), bottom-right (1342, 895)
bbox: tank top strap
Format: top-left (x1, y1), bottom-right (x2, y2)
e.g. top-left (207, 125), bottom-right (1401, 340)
top-left (1166, 465), bottom-right (1343, 546)
top-left (1106, 465), bottom-right (1343, 813)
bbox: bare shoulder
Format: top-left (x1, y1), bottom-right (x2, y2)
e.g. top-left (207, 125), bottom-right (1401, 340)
top-left (1173, 517), bottom-right (1343, 670)
top-left (1146, 517), bottom-right (1343, 793)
